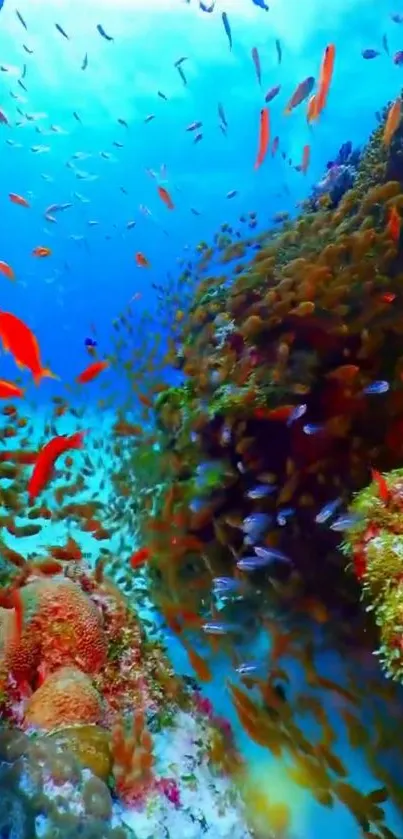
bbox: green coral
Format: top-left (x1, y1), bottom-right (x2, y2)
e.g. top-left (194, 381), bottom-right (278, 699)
top-left (375, 583), bottom-right (403, 681)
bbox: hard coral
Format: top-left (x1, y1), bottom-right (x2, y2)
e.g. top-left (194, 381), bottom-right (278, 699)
top-left (25, 666), bottom-right (104, 730)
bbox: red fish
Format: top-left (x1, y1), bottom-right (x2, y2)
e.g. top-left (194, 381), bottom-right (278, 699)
top-left (157, 186), bottom-right (175, 210)
top-left (0, 379), bottom-right (24, 399)
top-left (0, 311), bottom-right (58, 385)
top-left (254, 108), bottom-right (269, 169)
top-left (129, 547), bottom-right (150, 569)
top-left (76, 359), bottom-right (109, 384)
top-left (28, 431), bottom-right (85, 502)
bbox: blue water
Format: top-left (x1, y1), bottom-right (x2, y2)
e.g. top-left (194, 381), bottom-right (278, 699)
top-left (1, 1), bottom-right (403, 837)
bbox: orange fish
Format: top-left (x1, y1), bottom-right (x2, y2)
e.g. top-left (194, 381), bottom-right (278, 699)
top-left (9, 193), bottom-right (30, 208)
top-left (0, 379), bottom-right (24, 399)
top-left (387, 205), bottom-right (400, 242)
top-left (28, 431), bottom-right (85, 502)
top-left (76, 359), bottom-right (109, 384)
top-left (0, 261), bottom-right (15, 281)
top-left (384, 97), bottom-right (401, 146)
top-left (157, 186), bottom-right (175, 210)
top-left (0, 311), bottom-right (58, 385)
top-left (254, 107), bottom-right (270, 169)
top-left (129, 547), bottom-right (150, 569)
top-left (32, 246), bottom-right (51, 257)
top-left (313, 44), bottom-right (335, 120)
top-left (135, 252), bottom-right (150, 268)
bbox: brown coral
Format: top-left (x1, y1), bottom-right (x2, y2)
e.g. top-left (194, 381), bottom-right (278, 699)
top-left (48, 724), bottom-right (112, 782)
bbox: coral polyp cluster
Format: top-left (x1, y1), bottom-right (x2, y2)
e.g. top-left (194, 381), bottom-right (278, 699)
top-left (342, 468), bottom-right (403, 682)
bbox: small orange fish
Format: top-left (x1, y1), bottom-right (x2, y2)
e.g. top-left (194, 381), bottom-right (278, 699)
top-left (254, 107), bottom-right (270, 169)
top-left (135, 252), bottom-right (150, 268)
top-left (0, 310), bottom-right (58, 385)
top-left (28, 431), bottom-right (85, 502)
top-left (32, 246), bottom-right (51, 257)
top-left (387, 205), bottom-right (400, 242)
top-left (306, 94), bottom-right (317, 123)
top-left (0, 379), bottom-right (24, 399)
top-left (76, 359), bottom-right (109, 384)
top-left (384, 97), bottom-right (401, 146)
top-left (314, 44), bottom-right (336, 120)
top-left (9, 193), bottom-right (30, 208)
top-left (157, 186), bottom-right (175, 210)
top-left (0, 261), bottom-right (15, 281)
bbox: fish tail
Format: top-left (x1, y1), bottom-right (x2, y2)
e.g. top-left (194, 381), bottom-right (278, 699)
top-left (35, 367), bottom-right (60, 385)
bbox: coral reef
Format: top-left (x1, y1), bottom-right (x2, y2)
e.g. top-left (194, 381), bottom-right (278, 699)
top-left (341, 467), bottom-right (403, 683)
top-left (309, 140), bottom-right (361, 209)
top-left (121, 99), bottom-right (403, 646)
top-left (0, 558), bottom-right (252, 837)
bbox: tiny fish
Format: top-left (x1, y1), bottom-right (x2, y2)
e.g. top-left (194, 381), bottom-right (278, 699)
top-left (235, 662), bottom-right (259, 675)
top-left (82, 53), bottom-right (88, 70)
top-left (158, 91), bottom-right (168, 100)
top-left (254, 546), bottom-right (291, 564)
top-left (97, 23), bottom-right (113, 41)
top-left (276, 508), bottom-right (295, 526)
top-left (315, 498), bottom-right (342, 524)
top-left (303, 423), bottom-right (324, 435)
top-left (391, 13), bottom-right (403, 23)
top-left (383, 34), bottom-right (389, 55)
top-left (177, 65), bottom-right (187, 86)
top-left (202, 622), bottom-right (235, 634)
top-left (251, 47), bottom-right (262, 86)
top-left (394, 50), bottom-right (403, 66)
top-left (330, 514), bottom-right (363, 532)
top-left (174, 56), bottom-right (188, 67)
top-left (363, 380), bottom-right (390, 395)
top-left (221, 12), bottom-right (232, 51)
top-left (246, 484), bottom-right (276, 499)
top-left (16, 10), bottom-right (27, 29)
top-left (265, 84), bottom-right (281, 103)
top-left (84, 337), bottom-right (97, 348)
top-left (55, 23), bottom-right (69, 39)
top-left (226, 189), bottom-right (237, 199)
top-left (199, 1), bottom-right (215, 11)
top-left (218, 102), bottom-right (228, 127)
top-left (236, 556), bottom-right (271, 571)
top-left (275, 38), bottom-right (282, 63)
top-left (212, 577), bottom-right (243, 593)
top-left (242, 513), bottom-right (272, 534)
top-left (252, 0), bottom-right (269, 9)
top-left (286, 403), bottom-right (307, 426)
top-left (361, 49), bottom-right (380, 59)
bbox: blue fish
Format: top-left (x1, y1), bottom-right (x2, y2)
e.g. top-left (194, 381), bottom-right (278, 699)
top-left (330, 514), bottom-right (363, 532)
top-left (200, 1), bottom-right (215, 11)
top-left (362, 49), bottom-right (380, 59)
top-left (286, 403), bottom-right (307, 426)
top-left (252, 0), bottom-right (269, 9)
top-left (202, 621), bottom-right (237, 634)
top-left (97, 23), bottom-right (114, 41)
top-left (221, 12), bottom-right (232, 51)
top-left (315, 498), bottom-right (342, 524)
top-left (276, 507), bottom-right (295, 526)
top-left (246, 484), bottom-right (276, 499)
top-left (212, 577), bottom-right (243, 593)
top-left (254, 546), bottom-right (292, 564)
top-left (363, 380), bottom-right (390, 395)
top-left (84, 337), bottom-right (97, 348)
top-left (242, 513), bottom-right (272, 534)
top-left (303, 423), bottom-right (324, 435)
top-left (237, 556), bottom-right (270, 571)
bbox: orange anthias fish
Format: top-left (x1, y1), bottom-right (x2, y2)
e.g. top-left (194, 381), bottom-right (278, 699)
top-left (311, 44), bottom-right (336, 121)
top-left (157, 186), bottom-right (175, 210)
top-left (28, 431), bottom-right (85, 502)
top-left (135, 252), bottom-right (150, 268)
top-left (387, 205), bottom-right (401, 241)
top-left (0, 311), bottom-right (58, 385)
top-left (76, 359), bottom-right (110, 384)
top-left (254, 107), bottom-right (270, 169)
top-left (384, 97), bottom-right (401, 146)
top-left (0, 379), bottom-right (24, 399)
top-left (0, 261), bottom-right (15, 281)
top-left (9, 193), bottom-right (30, 208)
top-left (32, 246), bottom-right (51, 257)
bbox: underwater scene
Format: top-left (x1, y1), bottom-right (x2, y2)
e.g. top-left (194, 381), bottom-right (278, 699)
top-left (3, 0), bottom-right (403, 837)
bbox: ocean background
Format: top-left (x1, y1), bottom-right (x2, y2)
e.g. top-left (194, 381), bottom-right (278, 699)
top-left (1, 0), bottom-right (403, 837)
